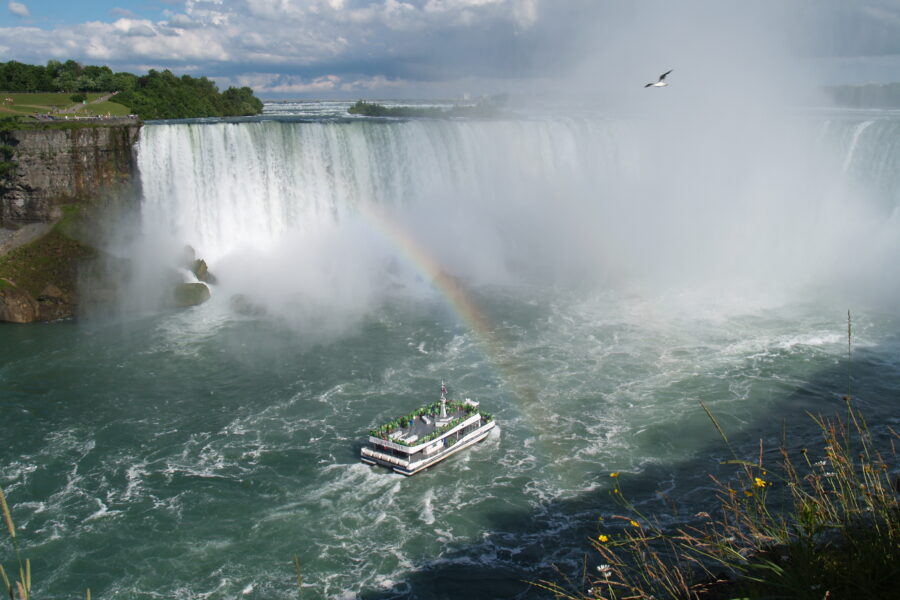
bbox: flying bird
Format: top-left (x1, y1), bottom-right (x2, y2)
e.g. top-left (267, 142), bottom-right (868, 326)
top-left (644, 70), bottom-right (673, 88)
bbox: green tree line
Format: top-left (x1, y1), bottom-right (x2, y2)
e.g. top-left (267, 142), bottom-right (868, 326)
top-left (0, 60), bottom-right (263, 119)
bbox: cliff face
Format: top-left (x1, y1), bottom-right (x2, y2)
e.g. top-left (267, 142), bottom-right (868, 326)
top-left (0, 123), bottom-right (141, 227)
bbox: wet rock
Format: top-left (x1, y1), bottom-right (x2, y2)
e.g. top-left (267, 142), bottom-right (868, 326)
top-left (191, 258), bottom-right (218, 285)
top-left (173, 282), bottom-right (210, 307)
top-left (0, 278), bottom-right (39, 323)
top-left (37, 283), bottom-right (74, 321)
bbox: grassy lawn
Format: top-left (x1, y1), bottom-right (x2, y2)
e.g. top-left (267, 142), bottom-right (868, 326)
top-left (0, 92), bottom-right (109, 116)
top-left (67, 100), bottom-right (131, 117)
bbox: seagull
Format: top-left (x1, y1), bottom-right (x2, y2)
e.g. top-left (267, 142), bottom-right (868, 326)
top-left (644, 69), bottom-right (673, 88)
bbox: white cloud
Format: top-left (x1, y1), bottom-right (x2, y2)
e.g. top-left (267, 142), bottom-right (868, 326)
top-left (0, 1), bottom-right (895, 98)
top-left (167, 14), bottom-right (203, 29)
top-left (7, 1), bottom-right (29, 17)
top-left (339, 74), bottom-right (407, 91)
top-left (114, 19), bottom-right (158, 37)
top-left (0, 0), bottom-right (549, 84)
top-left (251, 74), bottom-right (343, 93)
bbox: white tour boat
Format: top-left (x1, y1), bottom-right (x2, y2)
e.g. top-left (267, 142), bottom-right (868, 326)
top-left (361, 383), bottom-right (496, 476)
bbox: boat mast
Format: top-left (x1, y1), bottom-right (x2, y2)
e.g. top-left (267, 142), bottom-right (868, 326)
top-left (440, 380), bottom-right (448, 419)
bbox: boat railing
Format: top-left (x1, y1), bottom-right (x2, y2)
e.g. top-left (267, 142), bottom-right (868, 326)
top-left (369, 412), bottom-right (482, 453)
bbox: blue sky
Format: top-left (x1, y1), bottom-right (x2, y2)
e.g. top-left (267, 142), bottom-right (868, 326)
top-left (0, 0), bottom-right (172, 27)
top-left (2, 0), bottom-right (900, 99)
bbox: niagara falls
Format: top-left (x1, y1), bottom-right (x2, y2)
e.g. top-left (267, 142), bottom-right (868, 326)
top-left (1, 2), bottom-right (899, 599)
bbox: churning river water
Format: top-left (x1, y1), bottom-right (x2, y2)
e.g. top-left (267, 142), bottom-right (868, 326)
top-left (2, 102), bottom-right (899, 599)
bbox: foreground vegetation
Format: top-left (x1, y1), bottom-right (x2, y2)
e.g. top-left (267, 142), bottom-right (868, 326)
top-left (537, 348), bottom-right (899, 599)
top-left (0, 60), bottom-right (263, 120)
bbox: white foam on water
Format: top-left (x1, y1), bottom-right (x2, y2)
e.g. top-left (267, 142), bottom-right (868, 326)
top-left (84, 497), bottom-right (121, 521)
top-left (420, 488), bottom-right (436, 525)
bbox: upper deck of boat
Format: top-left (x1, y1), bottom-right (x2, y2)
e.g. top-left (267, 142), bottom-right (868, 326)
top-left (387, 405), bottom-right (474, 445)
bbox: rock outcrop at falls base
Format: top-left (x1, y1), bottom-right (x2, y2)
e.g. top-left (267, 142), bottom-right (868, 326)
top-left (0, 122), bottom-right (214, 322)
top-left (0, 212), bottom-right (99, 322)
top-left (0, 278), bottom-right (39, 322)
top-left (0, 123), bottom-right (141, 322)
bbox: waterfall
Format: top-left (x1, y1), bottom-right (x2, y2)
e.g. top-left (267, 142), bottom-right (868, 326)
top-left (136, 117), bottom-right (635, 265)
top-left (134, 110), bottom-right (900, 314)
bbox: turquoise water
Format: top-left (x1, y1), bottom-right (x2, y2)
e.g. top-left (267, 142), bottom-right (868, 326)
top-left (3, 293), bottom-right (898, 599)
top-left (2, 105), bottom-right (900, 599)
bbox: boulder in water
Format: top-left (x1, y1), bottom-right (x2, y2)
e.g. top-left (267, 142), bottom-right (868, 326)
top-left (191, 258), bottom-right (218, 285)
top-left (173, 282), bottom-right (210, 307)
top-left (0, 278), bottom-right (39, 323)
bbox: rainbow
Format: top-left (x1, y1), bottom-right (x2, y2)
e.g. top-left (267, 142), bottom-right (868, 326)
top-left (357, 201), bottom-right (543, 414)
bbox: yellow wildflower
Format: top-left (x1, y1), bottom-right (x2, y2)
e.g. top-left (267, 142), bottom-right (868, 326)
top-left (754, 477), bottom-right (767, 488)
top-left (610, 472), bottom-right (619, 478)
top-left (598, 534), bottom-right (609, 543)
top-left (630, 520), bottom-right (639, 527)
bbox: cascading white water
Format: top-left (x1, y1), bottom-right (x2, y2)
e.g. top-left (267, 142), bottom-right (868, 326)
top-left (135, 110), bottom-right (900, 321)
top-left (137, 117), bottom-right (635, 266)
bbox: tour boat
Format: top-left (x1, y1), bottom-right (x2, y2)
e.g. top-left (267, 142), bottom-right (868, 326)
top-left (361, 383), bottom-right (496, 476)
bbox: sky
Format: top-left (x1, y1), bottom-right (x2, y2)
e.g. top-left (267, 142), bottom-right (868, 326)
top-left (1, 0), bottom-right (900, 99)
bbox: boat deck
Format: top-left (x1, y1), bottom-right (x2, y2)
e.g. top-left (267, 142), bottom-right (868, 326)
top-left (362, 386), bottom-right (494, 475)
top-left (389, 408), bottom-right (469, 444)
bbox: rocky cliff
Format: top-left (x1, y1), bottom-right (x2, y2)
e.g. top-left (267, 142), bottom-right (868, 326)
top-left (0, 123), bottom-right (142, 322)
top-left (0, 123), bottom-right (141, 227)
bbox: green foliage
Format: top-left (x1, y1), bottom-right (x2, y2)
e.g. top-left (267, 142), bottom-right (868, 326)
top-left (347, 100), bottom-right (444, 118)
top-left (369, 400), bottom-right (483, 445)
top-left (347, 98), bottom-right (506, 119)
top-left (0, 116), bottom-right (17, 182)
top-left (0, 60), bottom-right (263, 120)
top-left (0, 59), bottom-right (119, 93)
top-left (219, 86), bottom-right (265, 116)
top-left (113, 70), bottom-right (263, 120)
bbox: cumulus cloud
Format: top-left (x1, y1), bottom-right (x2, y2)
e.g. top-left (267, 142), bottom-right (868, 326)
top-left (167, 13), bottom-right (203, 29)
top-left (115, 19), bottom-right (158, 37)
top-left (7, 1), bottom-right (29, 17)
top-left (0, 1), bottom-right (895, 97)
